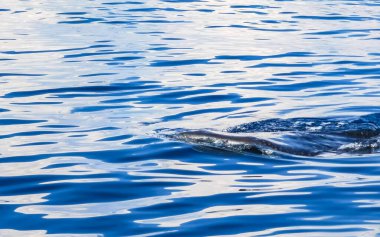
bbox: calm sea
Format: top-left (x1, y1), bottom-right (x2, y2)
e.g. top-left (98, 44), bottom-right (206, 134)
top-left (0, 0), bottom-right (380, 236)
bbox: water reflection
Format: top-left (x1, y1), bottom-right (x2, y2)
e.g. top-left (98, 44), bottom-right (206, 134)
top-left (0, 0), bottom-right (379, 236)
top-left (137, 204), bottom-right (306, 227)
top-left (0, 229), bottom-right (101, 237)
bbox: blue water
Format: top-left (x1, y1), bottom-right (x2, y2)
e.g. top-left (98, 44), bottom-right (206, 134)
top-left (1, 0), bottom-right (380, 236)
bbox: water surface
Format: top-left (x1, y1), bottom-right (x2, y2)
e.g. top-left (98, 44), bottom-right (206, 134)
top-left (0, 0), bottom-right (380, 236)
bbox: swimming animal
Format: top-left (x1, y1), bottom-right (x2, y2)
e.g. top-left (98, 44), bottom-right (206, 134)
top-left (172, 113), bottom-right (380, 157)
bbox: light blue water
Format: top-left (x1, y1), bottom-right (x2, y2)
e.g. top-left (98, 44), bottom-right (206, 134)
top-left (0, 0), bottom-right (380, 236)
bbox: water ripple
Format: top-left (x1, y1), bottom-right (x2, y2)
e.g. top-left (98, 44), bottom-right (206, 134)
top-left (0, 0), bottom-right (379, 236)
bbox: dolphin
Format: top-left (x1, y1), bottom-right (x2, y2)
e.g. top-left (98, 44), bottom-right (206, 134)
top-left (172, 113), bottom-right (380, 156)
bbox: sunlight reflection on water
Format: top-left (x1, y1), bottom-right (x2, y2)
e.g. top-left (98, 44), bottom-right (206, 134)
top-left (0, 0), bottom-right (379, 236)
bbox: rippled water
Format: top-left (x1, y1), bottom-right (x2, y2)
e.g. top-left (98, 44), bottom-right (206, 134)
top-left (1, 0), bottom-right (380, 236)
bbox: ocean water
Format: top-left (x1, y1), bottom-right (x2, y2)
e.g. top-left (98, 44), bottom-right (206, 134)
top-left (0, 0), bottom-right (380, 236)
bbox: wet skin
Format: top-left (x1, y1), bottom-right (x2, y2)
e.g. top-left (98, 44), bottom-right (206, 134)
top-left (174, 113), bottom-right (380, 156)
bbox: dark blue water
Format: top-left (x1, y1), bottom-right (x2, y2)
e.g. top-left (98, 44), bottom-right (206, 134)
top-left (1, 0), bottom-right (380, 236)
